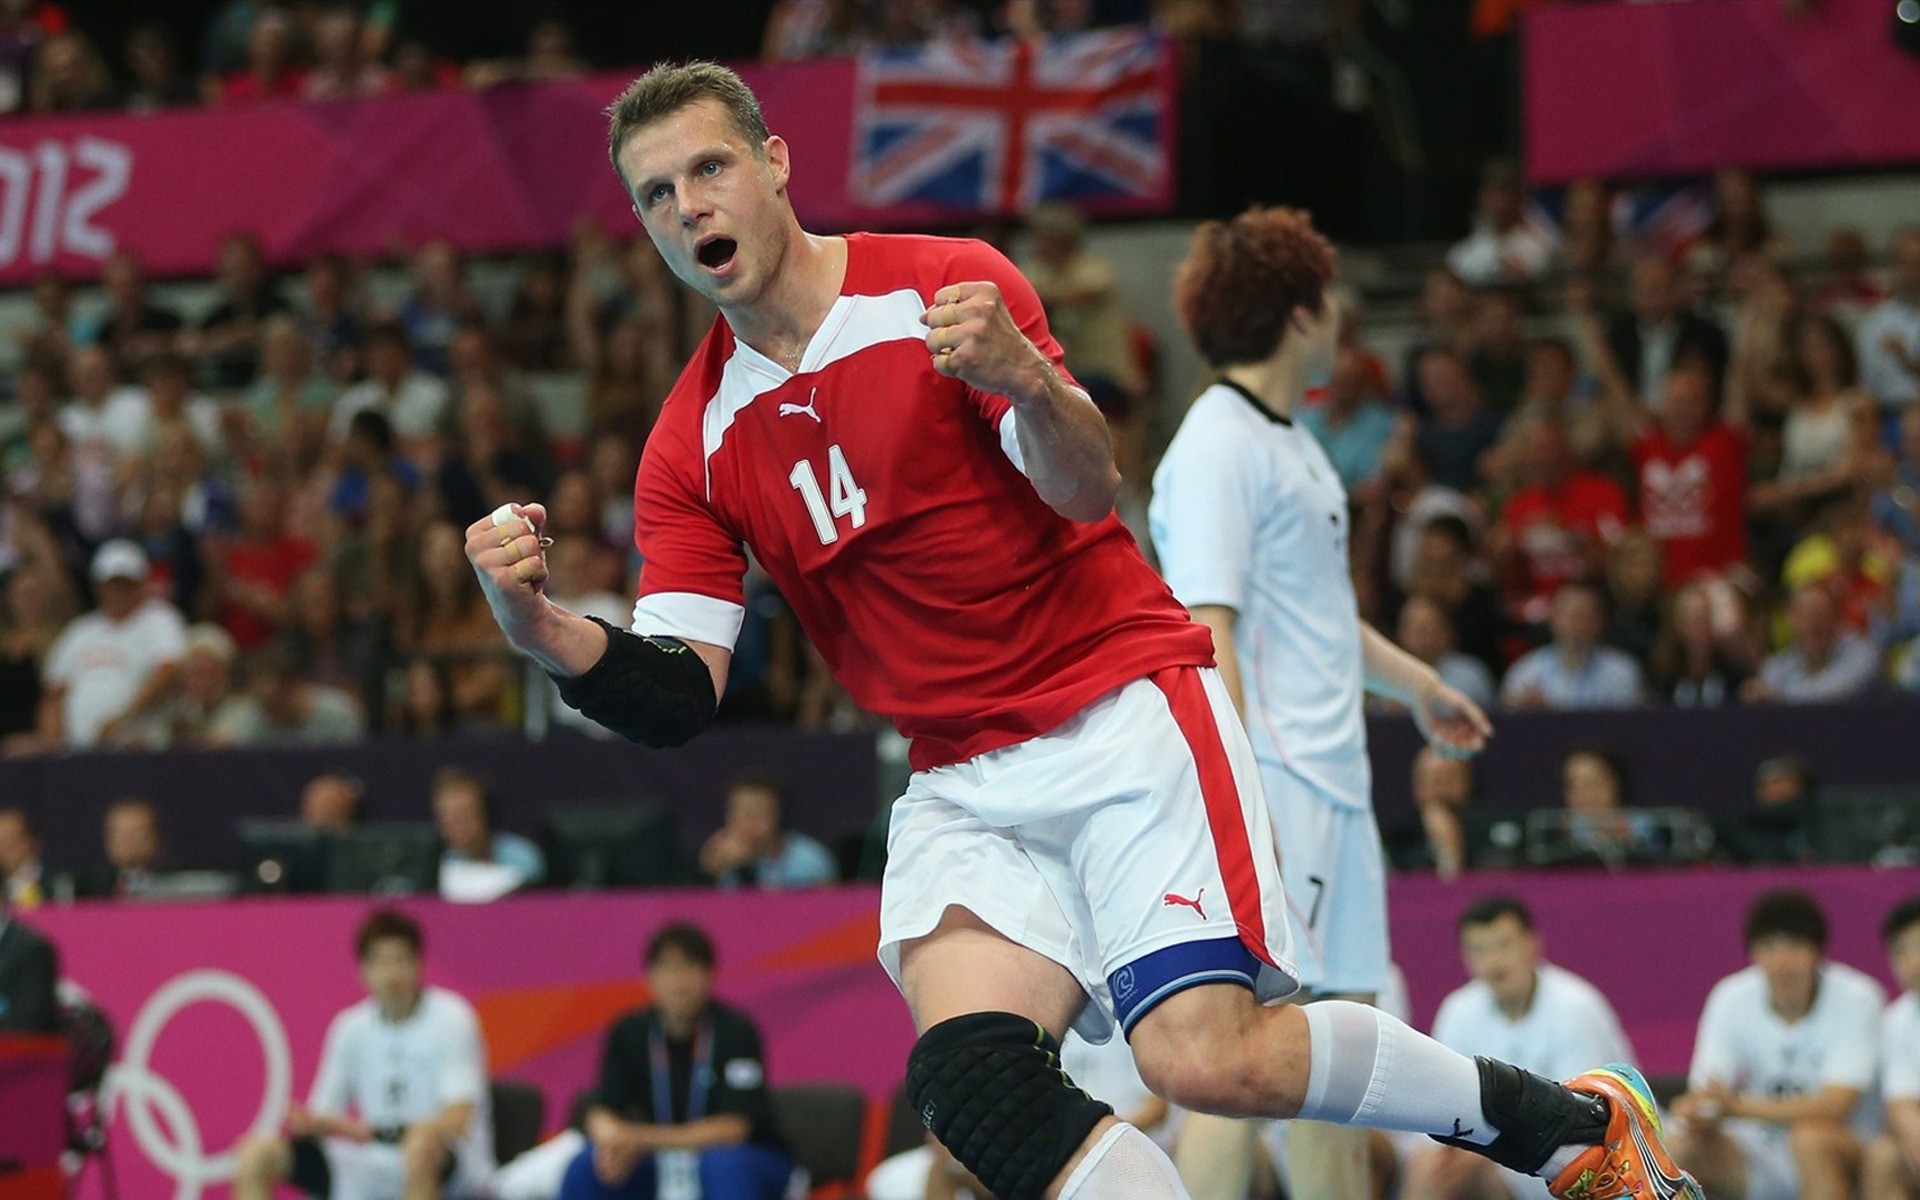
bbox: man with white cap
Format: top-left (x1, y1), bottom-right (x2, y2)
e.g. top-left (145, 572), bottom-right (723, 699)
top-left (39, 539), bottom-right (188, 750)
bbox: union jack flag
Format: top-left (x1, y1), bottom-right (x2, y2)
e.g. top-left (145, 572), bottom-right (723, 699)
top-left (850, 27), bottom-right (1174, 217)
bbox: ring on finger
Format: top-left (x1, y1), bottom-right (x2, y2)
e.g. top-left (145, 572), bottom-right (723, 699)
top-left (500, 536), bottom-right (520, 563)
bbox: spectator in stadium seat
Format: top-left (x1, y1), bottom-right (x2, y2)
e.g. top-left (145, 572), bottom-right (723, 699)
top-left (1022, 203), bottom-right (1143, 397)
top-left (1873, 408), bottom-right (1920, 557)
top-left (217, 7), bottom-right (307, 105)
top-left (299, 773), bottom-right (364, 833)
top-left (1865, 897), bottom-right (1920, 1200)
top-left (1500, 581), bottom-right (1644, 710)
top-left (85, 251), bottom-right (183, 378)
top-left (187, 232), bottom-right (293, 390)
top-left (394, 520), bottom-right (516, 732)
top-left (431, 766), bottom-right (544, 893)
top-left (1490, 417), bottom-right (1627, 630)
top-left (1857, 228), bottom-right (1920, 423)
top-left (497, 254), bottom-right (572, 373)
top-left (227, 645), bottom-right (366, 746)
top-left (1445, 160), bottom-right (1553, 286)
top-left (698, 773), bottom-right (837, 891)
top-left (1556, 177), bottom-right (1616, 280)
top-left (1300, 345), bottom-right (1397, 500)
top-left (1466, 287), bottom-right (1529, 414)
top-left (562, 922), bottom-right (791, 1200)
top-left (1603, 528), bottom-right (1665, 669)
top-left (0, 807), bottom-right (51, 909)
top-left (232, 909), bottom-right (493, 1200)
top-left (1670, 890), bottom-right (1884, 1200)
top-left (396, 240), bottom-right (481, 379)
top-left (243, 315), bottom-right (338, 458)
top-left (13, 270), bottom-right (75, 366)
top-left (1745, 583), bottom-right (1880, 705)
top-left (435, 381), bottom-right (551, 527)
top-left (40, 540), bottom-right (187, 750)
top-left (1400, 267), bottom-right (1474, 415)
top-left (1399, 897), bottom-right (1633, 1200)
top-left (329, 323), bottom-right (451, 453)
top-left (301, 253), bottom-right (369, 385)
top-left (28, 30), bottom-right (112, 113)
top-left (1649, 580), bottom-right (1753, 709)
top-left (1603, 255), bottom-right (1729, 407)
top-left (59, 343), bottom-right (150, 464)
top-left (1580, 273), bottom-right (1750, 588)
top-left (1726, 757), bottom-right (1817, 866)
top-left (165, 623), bottom-right (254, 747)
top-left (1411, 346), bottom-right (1503, 494)
top-left (1783, 497), bottom-right (1897, 637)
top-left (210, 474), bottom-right (315, 651)
top-left (0, 878), bottom-right (57, 1032)
top-left (0, 551), bottom-right (75, 755)
top-left (118, 21), bottom-right (196, 112)
top-left (1394, 746), bottom-right (1477, 880)
top-left (1379, 595), bottom-right (1495, 714)
top-left (76, 796), bottom-right (168, 899)
top-left (1397, 514), bottom-right (1503, 675)
top-left (303, 5), bottom-right (390, 100)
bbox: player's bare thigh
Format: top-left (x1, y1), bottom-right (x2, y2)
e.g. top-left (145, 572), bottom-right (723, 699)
top-left (1666, 1123), bottom-right (1751, 1200)
top-left (1129, 979), bottom-right (1310, 1118)
top-left (897, 904), bottom-right (1088, 1036)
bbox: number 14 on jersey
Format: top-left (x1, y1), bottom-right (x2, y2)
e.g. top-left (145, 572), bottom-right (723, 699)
top-left (788, 443), bottom-right (868, 545)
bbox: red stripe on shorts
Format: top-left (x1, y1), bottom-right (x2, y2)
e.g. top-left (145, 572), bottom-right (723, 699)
top-left (1149, 666), bottom-right (1277, 968)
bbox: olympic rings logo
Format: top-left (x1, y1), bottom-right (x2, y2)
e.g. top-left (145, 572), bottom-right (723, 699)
top-left (104, 970), bottom-right (293, 1200)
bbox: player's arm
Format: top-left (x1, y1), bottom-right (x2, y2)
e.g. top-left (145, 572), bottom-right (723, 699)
top-left (1189, 605), bottom-right (1245, 717)
top-left (1360, 623), bottom-right (1491, 757)
top-left (465, 504), bottom-right (729, 746)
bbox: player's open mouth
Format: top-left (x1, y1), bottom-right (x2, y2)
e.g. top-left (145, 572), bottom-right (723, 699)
top-left (695, 236), bottom-right (738, 272)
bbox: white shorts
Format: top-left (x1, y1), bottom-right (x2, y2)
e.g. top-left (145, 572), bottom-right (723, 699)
top-left (1262, 765), bottom-right (1391, 996)
top-left (316, 1138), bottom-right (489, 1200)
top-left (877, 666), bottom-right (1299, 1042)
top-left (1723, 1119), bottom-right (1800, 1200)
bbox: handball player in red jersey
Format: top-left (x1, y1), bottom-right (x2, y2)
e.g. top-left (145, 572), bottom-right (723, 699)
top-left (465, 60), bottom-right (1700, 1200)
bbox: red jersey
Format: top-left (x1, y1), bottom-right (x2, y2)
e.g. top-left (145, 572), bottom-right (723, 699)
top-left (1500, 471), bottom-right (1628, 611)
top-left (1632, 422), bottom-right (1748, 584)
top-left (631, 233), bottom-right (1213, 770)
top-left (218, 535), bottom-right (316, 649)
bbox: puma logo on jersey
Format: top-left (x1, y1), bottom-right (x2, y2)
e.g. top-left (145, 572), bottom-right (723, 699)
top-left (779, 388), bottom-right (822, 423)
top-left (1163, 888), bottom-right (1206, 920)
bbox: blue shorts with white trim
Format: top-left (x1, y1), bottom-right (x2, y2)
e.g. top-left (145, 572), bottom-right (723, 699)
top-left (1109, 935), bottom-right (1262, 1036)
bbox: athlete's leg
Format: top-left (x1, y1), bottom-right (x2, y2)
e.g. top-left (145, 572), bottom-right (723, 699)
top-left (1281, 990), bottom-right (1378, 1200)
top-left (1787, 1122), bottom-right (1862, 1200)
top-left (1400, 1144), bottom-right (1517, 1200)
top-left (1131, 983), bottom-right (1696, 1198)
top-left (231, 1134), bottom-right (296, 1200)
top-left (900, 907), bottom-right (1187, 1200)
top-left (1865, 1134), bottom-right (1920, 1200)
top-left (1170, 1115), bottom-right (1258, 1200)
top-left (1665, 1123), bottom-right (1750, 1200)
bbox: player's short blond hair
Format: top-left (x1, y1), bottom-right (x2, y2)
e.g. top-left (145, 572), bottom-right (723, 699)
top-left (606, 61), bottom-right (772, 198)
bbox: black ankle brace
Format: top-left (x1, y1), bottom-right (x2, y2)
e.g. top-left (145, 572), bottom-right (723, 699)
top-left (1431, 1058), bottom-right (1610, 1175)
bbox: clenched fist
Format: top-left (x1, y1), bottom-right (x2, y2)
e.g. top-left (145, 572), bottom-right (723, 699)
top-left (466, 502), bottom-right (552, 646)
top-left (921, 281), bottom-right (1051, 406)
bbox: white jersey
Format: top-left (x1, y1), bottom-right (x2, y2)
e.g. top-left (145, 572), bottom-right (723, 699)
top-left (43, 598), bottom-right (188, 748)
top-left (1149, 381), bottom-right (1369, 809)
top-left (1432, 962), bottom-right (1635, 1081)
top-left (1883, 991), bottom-right (1920, 1102)
top-left (1690, 961), bottom-right (1886, 1139)
top-left (309, 986), bottom-right (492, 1168)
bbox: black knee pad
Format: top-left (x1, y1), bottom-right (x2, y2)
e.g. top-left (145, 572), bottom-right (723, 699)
top-left (906, 1012), bottom-right (1114, 1200)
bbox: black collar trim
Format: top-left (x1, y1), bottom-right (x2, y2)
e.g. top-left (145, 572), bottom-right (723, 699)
top-left (1219, 377), bottom-right (1292, 425)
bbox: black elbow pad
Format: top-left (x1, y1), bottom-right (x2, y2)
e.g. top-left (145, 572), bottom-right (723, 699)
top-left (552, 618), bottom-right (718, 747)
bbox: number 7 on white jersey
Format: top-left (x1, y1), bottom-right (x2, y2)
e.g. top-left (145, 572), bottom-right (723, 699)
top-left (789, 443), bottom-right (868, 545)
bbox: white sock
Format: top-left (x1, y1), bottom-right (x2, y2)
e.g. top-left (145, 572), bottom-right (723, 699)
top-left (1057, 1123), bottom-right (1191, 1200)
top-left (1297, 1000), bottom-right (1498, 1146)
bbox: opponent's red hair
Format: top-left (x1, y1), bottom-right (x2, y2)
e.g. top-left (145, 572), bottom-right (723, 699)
top-left (1174, 206), bottom-right (1335, 368)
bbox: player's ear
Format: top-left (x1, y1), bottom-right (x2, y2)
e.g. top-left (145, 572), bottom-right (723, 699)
top-left (764, 135), bottom-right (792, 190)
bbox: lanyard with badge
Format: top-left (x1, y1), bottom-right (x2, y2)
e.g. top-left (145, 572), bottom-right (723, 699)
top-left (651, 1016), bottom-right (715, 1200)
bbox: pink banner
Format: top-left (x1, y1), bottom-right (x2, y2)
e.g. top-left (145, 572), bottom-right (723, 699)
top-left (0, 64), bottom-right (852, 287)
top-left (32, 887), bottom-right (912, 1200)
top-left (23, 866), bottom-right (1909, 1200)
top-left (1522, 0), bottom-right (1920, 183)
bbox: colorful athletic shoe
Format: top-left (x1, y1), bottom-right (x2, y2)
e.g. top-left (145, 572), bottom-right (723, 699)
top-left (1548, 1064), bottom-right (1704, 1200)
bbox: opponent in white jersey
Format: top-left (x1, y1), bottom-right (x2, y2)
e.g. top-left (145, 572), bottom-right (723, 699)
top-left (233, 909), bottom-right (493, 1200)
top-left (1671, 889), bottom-right (1885, 1200)
top-left (1402, 898), bottom-right (1634, 1200)
top-left (1867, 898), bottom-right (1920, 1200)
top-left (1150, 208), bottom-right (1493, 1200)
